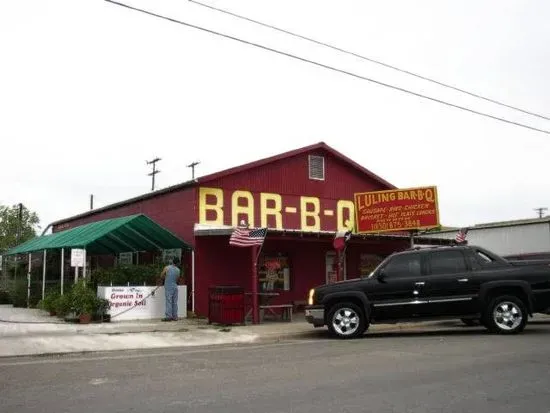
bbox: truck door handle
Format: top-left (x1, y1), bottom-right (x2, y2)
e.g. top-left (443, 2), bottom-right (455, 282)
top-left (457, 278), bottom-right (469, 283)
top-left (415, 282), bottom-right (425, 286)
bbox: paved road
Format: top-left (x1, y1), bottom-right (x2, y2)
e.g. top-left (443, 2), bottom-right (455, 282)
top-left (2, 321), bottom-right (550, 413)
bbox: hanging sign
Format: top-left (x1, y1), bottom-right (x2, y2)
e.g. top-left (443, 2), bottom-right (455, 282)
top-left (71, 249), bottom-right (86, 267)
top-left (118, 252), bottom-right (133, 266)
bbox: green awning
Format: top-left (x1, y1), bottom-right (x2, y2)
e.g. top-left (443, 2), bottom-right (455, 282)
top-left (5, 214), bottom-right (192, 255)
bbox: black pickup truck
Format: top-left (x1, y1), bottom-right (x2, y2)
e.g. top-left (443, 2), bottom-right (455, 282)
top-left (305, 245), bottom-right (550, 339)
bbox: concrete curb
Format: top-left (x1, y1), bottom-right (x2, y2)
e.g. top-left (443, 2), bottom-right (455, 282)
top-left (253, 321), bottom-right (464, 342)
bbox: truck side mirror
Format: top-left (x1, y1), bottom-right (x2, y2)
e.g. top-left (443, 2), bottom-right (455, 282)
top-left (377, 269), bottom-right (387, 282)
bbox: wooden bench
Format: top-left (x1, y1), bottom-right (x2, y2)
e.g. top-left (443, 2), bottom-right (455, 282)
top-left (259, 304), bottom-right (293, 322)
top-left (292, 300), bottom-right (307, 312)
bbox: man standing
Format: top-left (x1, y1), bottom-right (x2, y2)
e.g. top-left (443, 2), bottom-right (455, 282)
top-left (159, 257), bottom-right (182, 321)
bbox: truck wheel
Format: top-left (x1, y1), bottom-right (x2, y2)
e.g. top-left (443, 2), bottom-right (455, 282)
top-left (327, 302), bottom-right (368, 339)
top-left (484, 295), bottom-right (527, 334)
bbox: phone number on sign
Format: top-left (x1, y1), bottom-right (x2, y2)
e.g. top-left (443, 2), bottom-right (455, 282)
top-left (369, 220), bottom-right (421, 231)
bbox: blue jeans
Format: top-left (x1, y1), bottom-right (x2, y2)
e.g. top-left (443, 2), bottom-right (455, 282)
top-left (165, 286), bottom-right (178, 319)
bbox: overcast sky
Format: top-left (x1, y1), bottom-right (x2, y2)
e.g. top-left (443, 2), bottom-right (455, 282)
top-left (1, 0), bottom-right (549, 232)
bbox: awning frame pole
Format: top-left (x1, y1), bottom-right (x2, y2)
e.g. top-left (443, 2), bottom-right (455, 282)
top-left (83, 248), bottom-right (87, 285)
top-left (27, 253), bottom-right (32, 308)
top-left (42, 250), bottom-right (47, 300)
top-left (60, 248), bottom-right (64, 295)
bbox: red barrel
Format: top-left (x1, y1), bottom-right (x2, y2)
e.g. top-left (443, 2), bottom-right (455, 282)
top-left (208, 286), bottom-right (245, 325)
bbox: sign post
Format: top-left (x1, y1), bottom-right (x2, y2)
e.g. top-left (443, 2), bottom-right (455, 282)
top-left (71, 249), bottom-right (86, 284)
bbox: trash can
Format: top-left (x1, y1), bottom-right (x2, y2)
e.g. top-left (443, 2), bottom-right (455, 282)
top-left (208, 286), bottom-right (245, 325)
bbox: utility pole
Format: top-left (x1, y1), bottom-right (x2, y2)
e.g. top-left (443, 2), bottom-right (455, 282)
top-left (534, 207), bottom-right (548, 218)
top-left (187, 161), bottom-right (200, 180)
top-left (90, 194), bottom-right (94, 210)
top-left (16, 203), bottom-right (23, 245)
top-left (146, 157), bottom-right (161, 191)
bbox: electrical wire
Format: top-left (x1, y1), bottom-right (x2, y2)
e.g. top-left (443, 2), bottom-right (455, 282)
top-left (189, 0), bottom-right (550, 122)
top-left (104, 0), bottom-right (550, 135)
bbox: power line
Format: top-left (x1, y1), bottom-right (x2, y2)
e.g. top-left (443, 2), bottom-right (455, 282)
top-left (189, 0), bottom-right (550, 122)
top-left (104, 0), bottom-right (550, 136)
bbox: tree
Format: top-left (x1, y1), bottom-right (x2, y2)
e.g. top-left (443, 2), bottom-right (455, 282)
top-left (0, 204), bottom-right (40, 253)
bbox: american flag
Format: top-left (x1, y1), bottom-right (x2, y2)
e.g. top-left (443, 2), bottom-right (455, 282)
top-left (229, 227), bottom-right (268, 247)
top-left (455, 228), bottom-right (469, 243)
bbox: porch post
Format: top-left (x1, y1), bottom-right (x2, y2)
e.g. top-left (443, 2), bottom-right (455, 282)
top-left (42, 250), bottom-right (47, 300)
top-left (251, 245), bottom-right (259, 324)
top-left (335, 250), bottom-right (341, 283)
top-left (191, 250), bottom-right (195, 313)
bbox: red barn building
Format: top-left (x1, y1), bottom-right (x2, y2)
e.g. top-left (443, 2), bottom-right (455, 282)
top-left (51, 142), bottom-right (447, 316)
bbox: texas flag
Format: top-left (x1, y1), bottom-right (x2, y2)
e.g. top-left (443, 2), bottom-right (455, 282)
top-left (333, 230), bottom-right (352, 251)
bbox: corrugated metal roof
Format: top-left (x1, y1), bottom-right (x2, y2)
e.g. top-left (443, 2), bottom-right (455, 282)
top-left (51, 180), bottom-right (197, 227)
top-left (473, 217), bottom-right (550, 229)
top-left (198, 142), bottom-right (396, 189)
top-left (51, 142), bottom-right (394, 228)
top-left (7, 214), bottom-right (192, 255)
top-left (428, 217), bottom-right (550, 233)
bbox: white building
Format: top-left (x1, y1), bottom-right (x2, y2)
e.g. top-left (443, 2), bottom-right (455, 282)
top-left (422, 217), bottom-right (550, 259)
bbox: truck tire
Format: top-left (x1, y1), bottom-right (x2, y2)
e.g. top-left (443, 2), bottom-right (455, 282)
top-left (327, 302), bottom-right (368, 339)
top-left (483, 295), bottom-right (527, 334)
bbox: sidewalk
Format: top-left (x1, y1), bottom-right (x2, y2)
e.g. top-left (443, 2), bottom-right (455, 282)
top-left (1, 306), bottom-right (548, 358)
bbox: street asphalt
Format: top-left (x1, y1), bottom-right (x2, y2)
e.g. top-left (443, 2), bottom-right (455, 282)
top-left (1, 320), bottom-right (550, 413)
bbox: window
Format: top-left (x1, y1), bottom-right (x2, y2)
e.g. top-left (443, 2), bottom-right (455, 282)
top-left (258, 255), bottom-right (290, 291)
top-left (429, 250), bottom-right (467, 275)
top-left (308, 155), bottom-right (325, 180)
top-left (383, 254), bottom-right (421, 278)
top-left (476, 250), bottom-right (494, 264)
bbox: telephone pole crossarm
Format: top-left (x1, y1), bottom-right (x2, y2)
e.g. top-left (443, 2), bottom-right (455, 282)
top-left (146, 157), bottom-right (161, 191)
top-left (187, 161), bottom-right (200, 180)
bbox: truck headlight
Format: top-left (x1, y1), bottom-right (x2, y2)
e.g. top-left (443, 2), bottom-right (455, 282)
top-left (308, 289), bottom-right (315, 305)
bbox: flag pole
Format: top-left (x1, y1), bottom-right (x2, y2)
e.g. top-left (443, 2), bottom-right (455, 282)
top-left (255, 230), bottom-right (267, 262)
top-left (252, 228), bottom-right (267, 324)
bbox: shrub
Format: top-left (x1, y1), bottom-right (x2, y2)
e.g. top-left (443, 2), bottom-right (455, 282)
top-left (54, 293), bottom-right (73, 317)
top-left (42, 291), bottom-right (60, 314)
top-left (0, 289), bottom-right (11, 304)
top-left (91, 264), bottom-right (165, 287)
top-left (71, 280), bottom-right (98, 316)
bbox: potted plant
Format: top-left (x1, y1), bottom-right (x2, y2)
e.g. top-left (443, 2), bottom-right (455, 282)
top-left (54, 293), bottom-right (73, 319)
top-left (71, 281), bottom-right (98, 324)
top-left (93, 297), bottom-right (111, 323)
top-left (42, 291), bottom-right (60, 316)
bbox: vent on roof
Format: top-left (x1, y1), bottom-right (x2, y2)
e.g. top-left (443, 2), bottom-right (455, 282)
top-left (308, 155), bottom-right (325, 180)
